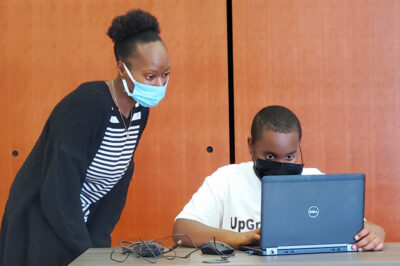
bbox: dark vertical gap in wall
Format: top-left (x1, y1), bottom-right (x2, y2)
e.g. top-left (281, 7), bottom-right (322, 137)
top-left (227, 0), bottom-right (235, 164)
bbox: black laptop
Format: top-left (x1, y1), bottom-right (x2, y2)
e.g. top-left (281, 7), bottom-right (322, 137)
top-left (241, 173), bottom-right (365, 255)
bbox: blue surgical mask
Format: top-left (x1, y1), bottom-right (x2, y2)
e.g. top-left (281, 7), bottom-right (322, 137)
top-left (121, 63), bottom-right (168, 107)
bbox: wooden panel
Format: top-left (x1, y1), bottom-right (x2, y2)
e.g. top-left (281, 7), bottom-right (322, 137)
top-left (232, 0), bottom-right (400, 241)
top-left (0, 0), bottom-right (229, 246)
top-left (111, 0), bottom-right (229, 245)
top-left (0, 0), bottom-right (115, 220)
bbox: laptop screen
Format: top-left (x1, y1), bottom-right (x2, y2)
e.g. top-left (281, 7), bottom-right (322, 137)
top-left (261, 173), bottom-right (365, 249)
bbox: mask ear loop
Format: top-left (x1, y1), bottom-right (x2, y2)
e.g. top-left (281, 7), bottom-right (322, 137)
top-left (123, 62), bottom-right (137, 84)
top-left (250, 138), bottom-right (257, 166)
top-left (299, 145), bottom-right (304, 165)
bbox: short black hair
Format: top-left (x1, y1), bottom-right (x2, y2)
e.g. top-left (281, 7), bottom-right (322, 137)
top-left (107, 9), bottom-right (162, 64)
top-left (251, 105), bottom-right (302, 143)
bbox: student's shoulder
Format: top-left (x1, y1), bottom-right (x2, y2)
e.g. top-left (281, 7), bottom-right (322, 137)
top-left (302, 167), bottom-right (324, 175)
top-left (212, 161), bottom-right (253, 174)
top-left (206, 162), bottom-right (254, 182)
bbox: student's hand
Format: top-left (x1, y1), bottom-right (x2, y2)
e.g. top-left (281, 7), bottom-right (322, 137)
top-left (173, 219), bottom-right (260, 250)
top-left (352, 221), bottom-right (385, 251)
top-left (230, 228), bottom-right (260, 249)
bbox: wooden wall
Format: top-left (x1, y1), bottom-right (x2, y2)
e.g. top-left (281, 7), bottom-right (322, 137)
top-left (232, 0), bottom-right (400, 241)
top-left (111, 1), bottom-right (230, 243)
top-left (0, 0), bottom-right (230, 246)
top-left (0, 0), bottom-right (399, 247)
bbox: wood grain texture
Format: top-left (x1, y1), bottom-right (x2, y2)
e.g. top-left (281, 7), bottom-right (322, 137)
top-left (0, 0), bottom-right (229, 246)
top-left (232, 0), bottom-right (400, 241)
top-left (111, 0), bottom-right (230, 245)
top-left (70, 243), bottom-right (400, 265)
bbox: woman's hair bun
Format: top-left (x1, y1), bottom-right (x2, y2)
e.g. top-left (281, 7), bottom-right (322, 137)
top-left (107, 9), bottom-right (160, 44)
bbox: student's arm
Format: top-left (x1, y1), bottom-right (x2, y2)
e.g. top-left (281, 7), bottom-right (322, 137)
top-left (352, 220), bottom-right (385, 251)
top-left (173, 219), bottom-right (260, 250)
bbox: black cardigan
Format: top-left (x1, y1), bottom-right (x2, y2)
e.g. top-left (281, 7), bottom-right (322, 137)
top-left (0, 81), bottom-right (149, 266)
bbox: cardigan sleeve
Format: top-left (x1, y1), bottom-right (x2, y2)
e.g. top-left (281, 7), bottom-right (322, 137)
top-left (38, 84), bottom-right (109, 255)
top-left (0, 82), bottom-right (115, 266)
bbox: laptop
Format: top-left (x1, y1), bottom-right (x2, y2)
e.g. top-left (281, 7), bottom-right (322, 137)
top-left (241, 173), bottom-right (365, 256)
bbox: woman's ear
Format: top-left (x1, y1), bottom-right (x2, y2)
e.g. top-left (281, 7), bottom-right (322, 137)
top-left (117, 61), bottom-right (125, 76)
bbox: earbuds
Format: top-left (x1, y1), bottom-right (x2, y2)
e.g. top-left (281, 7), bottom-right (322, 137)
top-left (166, 239), bottom-right (182, 252)
top-left (110, 236), bottom-right (188, 263)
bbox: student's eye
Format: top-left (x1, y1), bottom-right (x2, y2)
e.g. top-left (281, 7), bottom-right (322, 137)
top-left (286, 154), bottom-right (295, 161)
top-left (266, 154), bottom-right (275, 160)
top-left (163, 72), bottom-right (170, 78)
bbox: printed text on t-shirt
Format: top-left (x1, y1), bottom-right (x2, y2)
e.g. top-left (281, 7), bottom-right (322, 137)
top-left (230, 217), bottom-right (261, 232)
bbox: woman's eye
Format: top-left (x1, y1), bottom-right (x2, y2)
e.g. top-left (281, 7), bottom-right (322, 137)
top-left (287, 154), bottom-right (295, 161)
top-left (145, 75), bottom-right (155, 80)
top-left (163, 72), bottom-right (170, 78)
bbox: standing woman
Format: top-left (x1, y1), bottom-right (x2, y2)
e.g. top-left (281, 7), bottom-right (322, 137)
top-left (0, 9), bottom-right (170, 266)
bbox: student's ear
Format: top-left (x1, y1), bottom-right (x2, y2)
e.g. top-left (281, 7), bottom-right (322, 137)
top-left (247, 136), bottom-right (253, 155)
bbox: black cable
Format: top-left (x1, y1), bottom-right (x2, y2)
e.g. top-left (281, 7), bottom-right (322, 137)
top-left (110, 247), bottom-right (129, 263)
top-left (212, 236), bottom-right (235, 260)
top-left (110, 240), bottom-right (158, 263)
top-left (109, 234), bottom-right (202, 263)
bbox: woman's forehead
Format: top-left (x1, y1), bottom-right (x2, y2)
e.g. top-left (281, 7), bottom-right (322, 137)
top-left (129, 41), bottom-right (170, 69)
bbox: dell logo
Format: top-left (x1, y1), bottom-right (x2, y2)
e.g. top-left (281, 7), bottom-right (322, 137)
top-left (308, 206), bottom-right (319, 218)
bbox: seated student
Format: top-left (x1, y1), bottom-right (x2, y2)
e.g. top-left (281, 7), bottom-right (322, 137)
top-left (173, 105), bottom-right (385, 251)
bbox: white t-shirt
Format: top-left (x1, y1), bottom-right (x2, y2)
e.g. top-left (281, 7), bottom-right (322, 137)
top-left (175, 162), bottom-right (323, 233)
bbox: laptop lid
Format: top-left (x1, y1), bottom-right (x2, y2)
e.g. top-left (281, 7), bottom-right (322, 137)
top-left (260, 173), bottom-right (365, 254)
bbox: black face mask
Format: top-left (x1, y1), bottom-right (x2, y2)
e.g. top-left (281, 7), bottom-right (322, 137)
top-left (253, 159), bottom-right (304, 180)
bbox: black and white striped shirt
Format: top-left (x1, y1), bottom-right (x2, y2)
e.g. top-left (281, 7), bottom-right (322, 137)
top-left (80, 103), bottom-right (142, 222)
